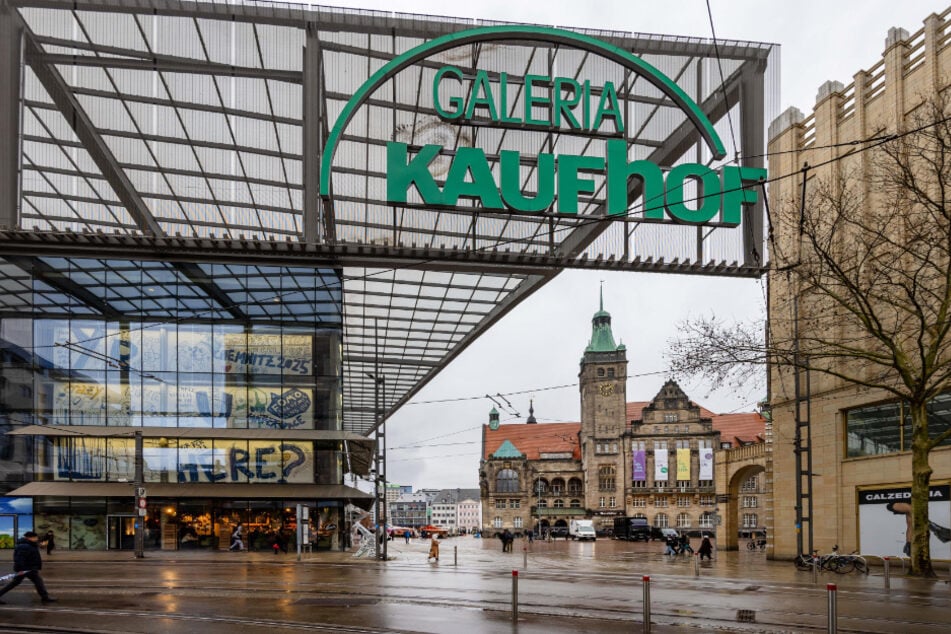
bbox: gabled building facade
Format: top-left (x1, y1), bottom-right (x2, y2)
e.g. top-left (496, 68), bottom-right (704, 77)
top-left (480, 297), bottom-right (766, 537)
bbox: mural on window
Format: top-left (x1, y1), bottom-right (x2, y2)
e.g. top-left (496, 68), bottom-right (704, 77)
top-left (52, 382), bottom-right (318, 430)
top-left (43, 325), bottom-right (328, 430)
top-left (51, 437), bottom-right (314, 483)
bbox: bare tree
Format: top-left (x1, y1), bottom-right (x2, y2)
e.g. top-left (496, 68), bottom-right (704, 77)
top-left (669, 98), bottom-right (951, 577)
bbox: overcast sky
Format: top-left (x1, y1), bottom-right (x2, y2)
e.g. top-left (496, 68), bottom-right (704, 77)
top-left (319, 0), bottom-right (951, 491)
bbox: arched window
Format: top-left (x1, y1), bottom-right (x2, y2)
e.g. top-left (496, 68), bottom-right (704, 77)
top-left (553, 499), bottom-right (565, 509)
top-left (496, 469), bottom-right (519, 493)
top-left (699, 512), bottom-right (715, 528)
top-left (567, 478), bottom-right (583, 495)
top-left (597, 368), bottom-right (605, 377)
top-left (653, 513), bottom-right (669, 528)
top-left (533, 478), bottom-right (549, 496)
top-left (538, 499), bottom-right (548, 508)
top-left (598, 465), bottom-right (616, 491)
top-left (550, 478), bottom-right (565, 495)
top-left (677, 513), bottom-right (691, 528)
top-left (569, 499), bottom-right (581, 508)
top-left (607, 368), bottom-right (615, 377)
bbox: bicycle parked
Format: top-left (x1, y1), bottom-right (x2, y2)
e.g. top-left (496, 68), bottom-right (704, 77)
top-left (747, 537), bottom-right (767, 551)
top-left (794, 545), bottom-right (866, 574)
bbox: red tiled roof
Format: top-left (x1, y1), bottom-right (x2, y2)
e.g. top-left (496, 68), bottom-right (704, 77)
top-left (483, 422), bottom-right (581, 460)
top-left (710, 412), bottom-right (767, 443)
top-left (484, 402), bottom-right (765, 461)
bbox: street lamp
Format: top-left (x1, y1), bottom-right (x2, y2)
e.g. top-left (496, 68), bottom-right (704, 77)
top-left (534, 474), bottom-right (543, 538)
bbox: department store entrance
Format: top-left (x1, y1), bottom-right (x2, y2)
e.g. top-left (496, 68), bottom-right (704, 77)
top-left (106, 515), bottom-right (136, 550)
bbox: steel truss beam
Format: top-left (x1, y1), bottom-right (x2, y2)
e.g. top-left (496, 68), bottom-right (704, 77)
top-left (0, 230), bottom-right (764, 277)
top-left (23, 37), bottom-right (164, 236)
top-left (11, 1), bottom-right (775, 63)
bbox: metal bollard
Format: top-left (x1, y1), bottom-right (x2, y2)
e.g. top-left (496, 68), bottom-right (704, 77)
top-left (523, 546), bottom-right (528, 570)
top-left (694, 552), bottom-right (700, 576)
top-left (642, 575), bottom-right (651, 634)
top-left (827, 583), bottom-right (837, 633)
top-left (883, 556), bottom-right (890, 588)
top-left (454, 546), bottom-right (457, 567)
top-left (511, 570), bottom-right (519, 623)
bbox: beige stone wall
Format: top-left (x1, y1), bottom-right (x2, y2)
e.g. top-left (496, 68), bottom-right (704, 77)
top-left (480, 456), bottom-right (585, 533)
top-left (714, 442), bottom-right (768, 549)
top-left (767, 10), bottom-right (951, 559)
top-left (579, 353), bottom-right (628, 512)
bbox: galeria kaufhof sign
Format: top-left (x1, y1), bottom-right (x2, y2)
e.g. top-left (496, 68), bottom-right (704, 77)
top-left (320, 26), bottom-right (767, 227)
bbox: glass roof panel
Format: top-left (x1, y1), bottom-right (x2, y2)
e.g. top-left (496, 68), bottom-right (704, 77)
top-left (9, 0), bottom-right (776, 435)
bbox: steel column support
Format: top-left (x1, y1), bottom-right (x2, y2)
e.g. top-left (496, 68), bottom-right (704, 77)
top-left (303, 23), bottom-right (322, 243)
top-left (133, 430), bottom-right (145, 559)
top-left (740, 64), bottom-right (766, 267)
top-left (0, 1), bottom-right (22, 229)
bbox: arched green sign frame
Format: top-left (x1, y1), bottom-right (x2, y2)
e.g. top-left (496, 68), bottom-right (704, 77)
top-left (319, 25), bottom-right (727, 196)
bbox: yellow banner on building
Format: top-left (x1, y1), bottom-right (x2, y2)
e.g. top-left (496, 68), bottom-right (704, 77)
top-left (677, 448), bottom-right (691, 480)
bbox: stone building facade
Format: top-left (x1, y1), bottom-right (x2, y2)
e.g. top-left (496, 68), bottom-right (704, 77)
top-left (480, 298), bottom-right (765, 537)
top-left (767, 11), bottom-right (951, 561)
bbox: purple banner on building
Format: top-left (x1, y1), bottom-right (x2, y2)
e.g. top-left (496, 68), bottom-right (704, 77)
top-left (633, 450), bottom-right (647, 481)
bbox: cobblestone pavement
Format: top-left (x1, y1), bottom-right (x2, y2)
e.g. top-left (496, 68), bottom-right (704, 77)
top-left (0, 537), bottom-right (949, 633)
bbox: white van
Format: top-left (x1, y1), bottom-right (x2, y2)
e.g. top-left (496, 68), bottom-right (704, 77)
top-left (569, 519), bottom-right (597, 541)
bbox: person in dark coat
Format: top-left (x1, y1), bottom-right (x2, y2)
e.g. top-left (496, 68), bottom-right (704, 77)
top-left (698, 535), bottom-right (714, 560)
top-left (501, 529), bottom-right (514, 552)
top-left (44, 531), bottom-right (55, 556)
top-left (0, 532), bottom-right (56, 603)
top-left (679, 533), bottom-right (693, 555)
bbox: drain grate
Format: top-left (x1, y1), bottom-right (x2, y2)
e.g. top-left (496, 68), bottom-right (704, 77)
top-left (737, 609), bottom-right (756, 623)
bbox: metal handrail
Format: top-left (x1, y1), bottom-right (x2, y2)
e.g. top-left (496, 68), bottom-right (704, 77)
top-left (856, 553), bottom-right (908, 574)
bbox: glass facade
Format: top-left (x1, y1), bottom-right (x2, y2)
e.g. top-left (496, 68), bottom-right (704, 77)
top-left (0, 257), bottom-right (357, 550)
top-left (846, 393), bottom-right (951, 457)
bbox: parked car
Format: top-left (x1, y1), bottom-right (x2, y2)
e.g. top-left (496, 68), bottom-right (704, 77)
top-left (569, 519), bottom-right (597, 541)
top-left (549, 527), bottom-right (569, 539)
top-left (614, 517), bottom-right (652, 541)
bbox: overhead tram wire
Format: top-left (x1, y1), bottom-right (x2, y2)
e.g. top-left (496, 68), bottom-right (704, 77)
top-left (705, 0), bottom-right (740, 162)
top-left (403, 369), bottom-right (669, 406)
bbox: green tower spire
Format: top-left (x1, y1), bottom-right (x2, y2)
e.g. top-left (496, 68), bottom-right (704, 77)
top-left (586, 285), bottom-right (621, 353)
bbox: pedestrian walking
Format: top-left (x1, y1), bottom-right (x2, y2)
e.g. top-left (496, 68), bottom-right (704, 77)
top-left (679, 533), bottom-right (693, 555)
top-left (228, 522), bottom-right (245, 551)
top-left (698, 535), bottom-right (713, 560)
top-left (427, 536), bottom-right (440, 562)
top-left (44, 531), bottom-right (55, 556)
top-left (664, 534), bottom-right (679, 555)
top-left (0, 532), bottom-right (56, 604)
top-left (404, 530), bottom-right (411, 544)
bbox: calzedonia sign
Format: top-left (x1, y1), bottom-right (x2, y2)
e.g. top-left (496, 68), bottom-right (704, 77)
top-left (321, 25), bottom-right (767, 226)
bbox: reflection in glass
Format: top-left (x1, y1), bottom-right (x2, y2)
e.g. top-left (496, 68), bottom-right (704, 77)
top-left (143, 437), bottom-right (178, 483)
top-left (106, 438), bottom-right (136, 482)
top-left (53, 437), bottom-right (106, 481)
